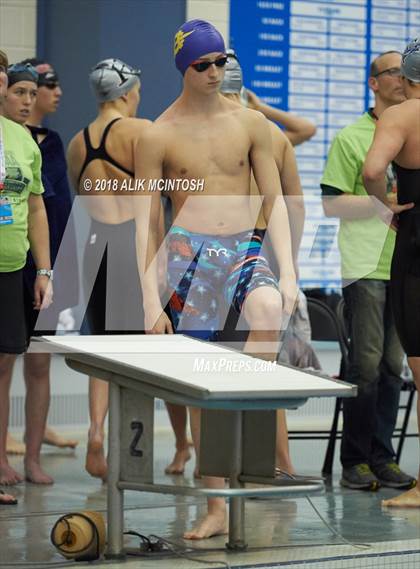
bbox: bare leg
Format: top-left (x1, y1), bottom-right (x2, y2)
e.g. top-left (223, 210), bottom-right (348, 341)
top-left (6, 433), bottom-right (26, 455)
top-left (184, 481), bottom-right (228, 539)
top-left (184, 407), bottom-right (228, 539)
top-left (276, 410), bottom-right (295, 474)
top-left (164, 403), bottom-right (192, 474)
top-left (23, 353), bottom-right (53, 484)
top-left (188, 405), bottom-right (202, 479)
top-left (86, 377), bottom-right (108, 480)
top-left (43, 426), bottom-right (78, 449)
top-left (0, 354), bottom-right (24, 485)
top-left (242, 287), bottom-right (295, 474)
top-left (382, 356), bottom-right (420, 507)
top-left (184, 287), bottom-right (286, 539)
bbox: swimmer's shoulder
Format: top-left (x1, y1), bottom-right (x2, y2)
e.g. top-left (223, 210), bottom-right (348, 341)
top-left (141, 106), bottom-right (181, 142)
top-left (115, 117), bottom-right (152, 129)
top-left (268, 120), bottom-right (288, 142)
top-left (230, 104), bottom-right (273, 137)
top-left (135, 118), bottom-right (170, 151)
top-left (400, 97), bottom-right (420, 116)
top-left (111, 117), bottom-right (152, 138)
top-left (268, 120), bottom-right (291, 152)
top-left (66, 130), bottom-right (87, 188)
top-left (399, 99), bottom-right (420, 134)
top-left (67, 130), bottom-right (86, 164)
top-left (153, 103), bottom-right (183, 131)
top-left (221, 97), bottom-right (262, 122)
top-left (379, 99), bottom-right (420, 127)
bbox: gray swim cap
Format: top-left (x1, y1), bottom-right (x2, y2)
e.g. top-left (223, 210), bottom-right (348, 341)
top-left (90, 58), bottom-right (141, 102)
top-left (220, 49), bottom-right (243, 94)
top-left (402, 38), bottom-right (420, 83)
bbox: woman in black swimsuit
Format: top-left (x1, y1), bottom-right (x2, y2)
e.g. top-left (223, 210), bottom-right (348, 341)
top-left (67, 59), bottom-right (151, 480)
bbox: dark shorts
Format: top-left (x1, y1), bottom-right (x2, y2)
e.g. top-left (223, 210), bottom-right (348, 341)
top-left (0, 270), bottom-right (28, 354)
top-left (167, 226), bottom-right (278, 341)
top-left (82, 219), bottom-right (144, 334)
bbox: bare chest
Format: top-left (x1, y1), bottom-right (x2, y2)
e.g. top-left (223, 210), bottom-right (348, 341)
top-left (163, 119), bottom-right (250, 179)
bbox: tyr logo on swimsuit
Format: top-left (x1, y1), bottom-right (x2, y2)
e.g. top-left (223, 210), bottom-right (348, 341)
top-left (207, 247), bottom-right (229, 257)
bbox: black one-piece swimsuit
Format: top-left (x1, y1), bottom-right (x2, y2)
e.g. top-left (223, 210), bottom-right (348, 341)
top-left (391, 162), bottom-right (420, 357)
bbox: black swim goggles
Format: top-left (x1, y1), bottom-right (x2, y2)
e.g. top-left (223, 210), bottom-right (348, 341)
top-left (190, 56), bottom-right (228, 72)
top-left (38, 71), bottom-right (60, 89)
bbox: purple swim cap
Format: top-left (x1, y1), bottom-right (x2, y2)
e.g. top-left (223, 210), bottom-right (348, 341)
top-left (174, 19), bottom-right (225, 75)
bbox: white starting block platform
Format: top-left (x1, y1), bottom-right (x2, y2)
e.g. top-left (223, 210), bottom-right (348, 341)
top-left (39, 335), bottom-right (356, 556)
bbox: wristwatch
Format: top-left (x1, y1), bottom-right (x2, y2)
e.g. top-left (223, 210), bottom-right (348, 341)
top-left (36, 269), bottom-right (54, 280)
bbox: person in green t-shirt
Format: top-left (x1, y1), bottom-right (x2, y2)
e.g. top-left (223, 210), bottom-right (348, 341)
top-left (320, 51), bottom-right (416, 491)
top-left (0, 49), bottom-right (53, 487)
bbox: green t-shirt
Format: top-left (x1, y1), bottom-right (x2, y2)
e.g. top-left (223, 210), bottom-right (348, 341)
top-left (0, 116), bottom-right (44, 272)
top-left (321, 112), bottom-right (395, 281)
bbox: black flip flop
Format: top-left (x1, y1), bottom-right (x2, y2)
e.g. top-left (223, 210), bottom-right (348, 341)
top-left (0, 489), bottom-right (18, 505)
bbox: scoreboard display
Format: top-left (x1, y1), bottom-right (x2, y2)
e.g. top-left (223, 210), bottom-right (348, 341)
top-left (230, 0), bottom-right (420, 289)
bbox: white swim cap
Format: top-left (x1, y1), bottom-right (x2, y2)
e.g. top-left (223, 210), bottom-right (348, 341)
top-left (220, 49), bottom-right (243, 94)
top-left (90, 58), bottom-right (141, 102)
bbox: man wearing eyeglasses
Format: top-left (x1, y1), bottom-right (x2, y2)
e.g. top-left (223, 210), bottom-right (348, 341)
top-left (134, 19), bottom-right (297, 540)
top-left (321, 51), bottom-right (415, 491)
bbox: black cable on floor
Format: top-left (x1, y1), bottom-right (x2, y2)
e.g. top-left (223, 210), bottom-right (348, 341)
top-left (124, 531), bottom-right (231, 568)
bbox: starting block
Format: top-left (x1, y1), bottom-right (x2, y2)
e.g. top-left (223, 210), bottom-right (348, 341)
top-left (39, 334), bottom-right (356, 557)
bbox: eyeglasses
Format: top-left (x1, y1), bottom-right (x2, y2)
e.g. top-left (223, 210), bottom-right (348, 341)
top-left (373, 67), bottom-right (402, 78)
top-left (7, 62), bottom-right (39, 80)
top-left (0, 65), bottom-right (6, 74)
top-left (190, 56), bottom-right (228, 72)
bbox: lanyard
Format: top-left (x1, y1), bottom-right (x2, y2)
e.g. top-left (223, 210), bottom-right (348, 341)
top-left (0, 121), bottom-right (6, 191)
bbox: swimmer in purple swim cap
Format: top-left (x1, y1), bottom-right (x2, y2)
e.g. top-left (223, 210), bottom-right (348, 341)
top-left (134, 19), bottom-right (297, 542)
top-left (174, 19), bottom-right (226, 75)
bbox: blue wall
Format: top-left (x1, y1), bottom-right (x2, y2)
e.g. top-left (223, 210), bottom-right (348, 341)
top-left (37, 0), bottom-right (185, 146)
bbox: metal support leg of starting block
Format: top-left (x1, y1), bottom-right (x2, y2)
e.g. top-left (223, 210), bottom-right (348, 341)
top-left (106, 382), bottom-right (125, 559)
top-left (227, 410), bottom-right (247, 551)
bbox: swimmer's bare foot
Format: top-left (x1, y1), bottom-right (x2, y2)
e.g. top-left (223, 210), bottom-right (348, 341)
top-left (276, 463), bottom-right (296, 476)
top-left (193, 465), bottom-right (202, 479)
top-left (0, 489), bottom-right (17, 505)
top-left (382, 485), bottom-right (420, 507)
top-left (86, 431), bottom-right (107, 481)
top-left (183, 512), bottom-right (228, 540)
top-left (24, 460), bottom-right (54, 485)
top-left (165, 446), bottom-right (191, 475)
top-left (6, 433), bottom-right (26, 455)
top-left (0, 462), bottom-right (24, 485)
top-left (43, 427), bottom-right (78, 449)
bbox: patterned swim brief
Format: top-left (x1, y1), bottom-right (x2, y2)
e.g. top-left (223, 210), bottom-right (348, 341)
top-left (167, 226), bottom-right (278, 340)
